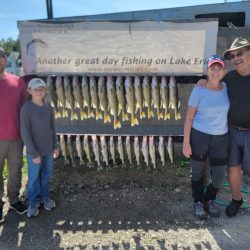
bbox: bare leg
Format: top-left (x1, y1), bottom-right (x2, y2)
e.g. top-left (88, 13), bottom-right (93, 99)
top-left (228, 165), bottom-right (242, 200)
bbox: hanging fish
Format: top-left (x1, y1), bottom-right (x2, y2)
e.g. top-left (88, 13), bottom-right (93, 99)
top-left (126, 136), bottom-right (132, 165)
top-left (47, 76), bottom-right (60, 119)
top-left (117, 136), bottom-right (125, 164)
top-left (115, 76), bottom-right (129, 121)
top-left (125, 76), bottom-right (139, 127)
top-left (76, 134), bottom-right (84, 165)
top-left (90, 76), bottom-right (102, 120)
top-left (134, 76), bottom-right (145, 119)
top-left (81, 76), bottom-right (94, 118)
top-left (167, 136), bottom-right (174, 164)
top-left (134, 136), bottom-right (140, 167)
top-left (109, 136), bottom-right (116, 164)
top-left (149, 136), bottom-right (156, 170)
top-left (98, 76), bottom-right (111, 124)
top-left (151, 76), bottom-right (163, 120)
top-left (67, 134), bottom-right (75, 167)
top-left (55, 76), bottom-right (68, 118)
top-left (83, 135), bottom-right (92, 164)
top-left (72, 75), bottom-right (87, 120)
top-left (107, 76), bottom-right (121, 129)
top-left (142, 76), bottom-right (154, 118)
top-left (158, 136), bottom-right (166, 167)
top-left (92, 135), bottom-right (101, 170)
top-left (59, 134), bottom-right (68, 164)
top-left (64, 76), bottom-right (78, 120)
top-left (141, 136), bottom-right (149, 167)
top-left (160, 76), bottom-right (170, 120)
top-left (100, 135), bottom-right (109, 167)
top-left (169, 76), bottom-right (181, 120)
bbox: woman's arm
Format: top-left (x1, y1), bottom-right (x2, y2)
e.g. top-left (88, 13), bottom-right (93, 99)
top-left (182, 106), bottom-right (197, 158)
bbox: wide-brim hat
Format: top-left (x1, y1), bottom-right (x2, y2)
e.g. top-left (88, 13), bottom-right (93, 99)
top-left (223, 37), bottom-right (250, 60)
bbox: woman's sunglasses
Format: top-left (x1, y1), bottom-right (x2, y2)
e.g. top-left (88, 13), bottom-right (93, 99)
top-left (229, 49), bottom-right (249, 60)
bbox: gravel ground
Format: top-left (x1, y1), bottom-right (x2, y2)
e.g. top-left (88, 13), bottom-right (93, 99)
top-left (0, 158), bottom-right (250, 250)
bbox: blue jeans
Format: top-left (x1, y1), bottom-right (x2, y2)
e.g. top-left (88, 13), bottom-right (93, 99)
top-left (27, 154), bottom-right (53, 204)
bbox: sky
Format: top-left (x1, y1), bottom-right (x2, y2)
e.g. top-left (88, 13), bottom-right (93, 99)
top-left (1, 0), bottom-right (241, 40)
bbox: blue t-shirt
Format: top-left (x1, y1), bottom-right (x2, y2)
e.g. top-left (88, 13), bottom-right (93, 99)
top-left (188, 82), bottom-right (230, 135)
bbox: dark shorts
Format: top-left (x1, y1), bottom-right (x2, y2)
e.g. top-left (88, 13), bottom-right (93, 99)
top-left (190, 128), bottom-right (229, 163)
top-left (228, 125), bottom-right (250, 173)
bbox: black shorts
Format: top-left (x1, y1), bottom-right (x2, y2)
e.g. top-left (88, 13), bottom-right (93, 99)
top-left (228, 125), bottom-right (250, 173)
top-left (190, 128), bottom-right (229, 164)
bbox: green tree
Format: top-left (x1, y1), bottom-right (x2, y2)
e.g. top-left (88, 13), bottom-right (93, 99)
top-left (0, 38), bottom-right (20, 56)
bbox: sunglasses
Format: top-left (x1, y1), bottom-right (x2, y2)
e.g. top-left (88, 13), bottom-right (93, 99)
top-left (229, 49), bottom-right (249, 60)
top-left (208, 55), bottom-right (225, 61)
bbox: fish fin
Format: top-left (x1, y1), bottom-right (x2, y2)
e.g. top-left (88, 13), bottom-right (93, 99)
top-left (127, 106), bottom-right (131, 114)
top-left (75, 102), bottom-right (80, 108)
top-left (118, 104), bottom-right (122, 116)
top-left (83, 100), bottom-right (88, 107)
top-left (57, 100), bottom-right (62, 107)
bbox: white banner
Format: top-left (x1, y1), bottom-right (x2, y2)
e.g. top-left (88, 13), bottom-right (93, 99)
top-left (18, 20), bottom-right (218, 75)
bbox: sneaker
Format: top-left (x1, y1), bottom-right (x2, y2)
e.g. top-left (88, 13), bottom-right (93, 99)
top-left (9, 201), bottom-right (27, 215)
top-left (42, 198), bottom-right (56, 211)
top-left (0, 206), bottom-right (4, 223)
top-left (193, 202), bottom-right (207, 219)
top-left (27, 203), bottom-right (39, 218)
top-left (226, 199), bottom-right (244, 217)
top-left (205, 200), bottom-right (220, 217)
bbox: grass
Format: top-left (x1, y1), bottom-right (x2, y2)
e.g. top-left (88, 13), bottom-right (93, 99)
top-left (3, 157), bottom-right (28, 180)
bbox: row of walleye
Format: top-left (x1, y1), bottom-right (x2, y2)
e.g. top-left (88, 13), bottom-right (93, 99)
top-left (58, 134), bottom-right (175, 170)
top-left (47, 75), bottom-right (181, 129)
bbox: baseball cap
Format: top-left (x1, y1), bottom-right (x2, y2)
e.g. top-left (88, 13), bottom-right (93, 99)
top-left (207, 55), bottom-right (225, 68)
top-left (28, 78), bottom-right (47, 89)
top-left (0, 47), bottom-right (7, 59)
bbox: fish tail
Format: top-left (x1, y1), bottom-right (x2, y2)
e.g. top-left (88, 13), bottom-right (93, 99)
top-left (122, 111), bottom-right (129, 121)
top-left (140, 110), bottom-right (146, 119)
top-left (63, 109), bottom-right (68, 118)
top-left (95, 111), bottom-right (103, 120)
top-left (164, 112), bottom-right (171, 120)
top-left (71, 111), bottom-right (78, 120)
top-left (104, 113), bottom-right (111, 123)
top-left (55, 111), bottom-right (61, 119)
top-left (175, 111), bottom-right (181, 120)
top-left (157, 111), bottom-right (163, 120)
top-left (88, 110), bottom-right (94, 118)
top-left (114, 119), bottom-right (121, 129)
top-left (148, 108), bottom-right (154, 118)
top-left (130, 116), bottom-right (138, 127)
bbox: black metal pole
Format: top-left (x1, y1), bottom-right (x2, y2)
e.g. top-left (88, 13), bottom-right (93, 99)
top-left (46, 0), bottom-right (53, 19)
